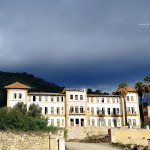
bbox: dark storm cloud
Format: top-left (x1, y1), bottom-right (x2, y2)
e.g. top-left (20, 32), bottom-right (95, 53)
top-left (0, 0), bottom-right (150, 93)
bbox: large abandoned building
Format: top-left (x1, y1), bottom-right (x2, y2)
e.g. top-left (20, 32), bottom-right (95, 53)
top-left (5, 82), bottom-right (141, 127)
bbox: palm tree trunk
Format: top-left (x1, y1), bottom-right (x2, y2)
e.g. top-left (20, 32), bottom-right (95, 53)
top-left (124, 97), bottom-right (128, 125)
top-left (140, 95), bottom-right (144, 123)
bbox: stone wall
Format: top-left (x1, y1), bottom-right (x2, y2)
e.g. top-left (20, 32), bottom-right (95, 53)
top-left (67, 126), bottom-right (110, 140)
top-left (0, 131), bottom-right (65, 150)
top-left (111, 128), bottom-right (150, 146)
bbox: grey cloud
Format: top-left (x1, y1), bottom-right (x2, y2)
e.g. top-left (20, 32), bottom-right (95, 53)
top-left (0, 0), bottom-right (150, 92)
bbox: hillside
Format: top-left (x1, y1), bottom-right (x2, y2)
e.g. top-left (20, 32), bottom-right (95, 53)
top-left (0, 71), bottom-right (64, 107)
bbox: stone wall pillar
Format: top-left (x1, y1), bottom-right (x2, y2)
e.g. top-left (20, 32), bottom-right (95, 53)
top-left (58, 139), bottom-right (65, 150)
top-left (49, 135), bottom-right (57, 150)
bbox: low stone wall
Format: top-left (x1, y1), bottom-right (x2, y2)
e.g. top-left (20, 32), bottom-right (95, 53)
top-left (67, 126), bottom-right (110, 140)
top-left (111, 128), bottom-right (150, 146)
top-left (0, 131), bottom-right (65, 150)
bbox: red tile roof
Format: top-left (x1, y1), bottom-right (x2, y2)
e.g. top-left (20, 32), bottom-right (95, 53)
top-left (5, 82), bottom-right (30, 89)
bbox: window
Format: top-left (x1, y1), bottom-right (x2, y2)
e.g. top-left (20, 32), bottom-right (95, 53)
top-left (57, 119), bottom-right (60, 127)
top-left (127, 96), bottom-right (129, 101)
top-left (102, 108), bottom-right (105, 115)
top-left (88, 118), bottom-right (90, 126)
top-left (118, 119), bottom-right (120, 127)
top-left (75, 106), bottom-right (79, 113)
top-left (87, 107), bottom-right (90, 113)
top-left (51, 119), bottom-right (54, 126)
top-left (29, 96), bottom-right (31, 101)
top-left (33, 96), bottom-right (36, 101)
top-left (97, 98), bottom-right (99, 103)
top-left (80, 95), bottom-right (83, 100)
top-left (107, 98), bottom-right (110, 103)
top-left (61, 97), bottom-right (63, 102)
top-left (57, 107), bottom-right (60, 114)
top-left (70, 95), bottom-right (73, 100)
top-left (51, 107), bottom-right (54, 114)
top-left (80, 106), bottom-right (83, 113)
top-left (112, 98), bottom-right (115, 103)
top-left (19, 93), bottom-right (22, 99)
top-left (128, 119), bottom-right (131, 125)
top-left (102, 98), bottom-right (104, 103)
top-left (75, 119), bottom-right (79, 126)
top-left (61, 107), bottom-right (64, 114)
top-left (92, 119), bottom-right (95, 126)
top-left (13, 93), bottom-right (17, 99)
top-left (45, 96), bottom-right (48, 102)
top-left (117, 108), bottom-right (119, 115)
top-left (57, 96), bottom-right (59, 102)
top-left (131, 107), bottom-right (135, 113)
top-left (117, 98), bottom-right (119, 103)
top-left (97, 119), bottom-right (100, 126)
top-left (70, 119), bottom-right (74, 126)
top-left (87, 98), bottom-right (90, 102)
top-left (70, 106), bottom-right (74, 113)
top-left (45, 107), bottom-right (48, 114)
top-left (75, 95), bottom-right (78, 100)
top-left (131, 96), bottom-right (134, 101)
top-left (102, 119), bottom-right (106, 126)
top-left (91, 107), bottom-right (94, 114)
top-left (91, 98), bottom-right (93, 102)
top-left (113, 108), bottom-right (116, 115)
top-left (81, 119), bottom-right (84, 126)
top-left (51, 97), bottom-right (54, 102)
top-left (39, 96), bottom-right (42, 101)
top-left (133, 119), bottom-right (136, 126)
top-left (97, 107), bottom-right (99, 114)
top-left (62, 119), bottom-right (64, 127)
top-left (113, 119), bottom-right (117, 127)
top-left (107, 108), bottom-right (110, 115)
top-left (127, 107), bottom-right (130, 113)
top-left (108, 119), bottom-right (111, 126)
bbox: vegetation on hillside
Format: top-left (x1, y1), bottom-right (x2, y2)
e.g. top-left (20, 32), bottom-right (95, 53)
top-left (0, 71), bottom-right (64, 107)
top-left (0, 71), bottom-right (109, 107)
top-left (87, 88), bottom-right (109, 95)
top-left (0, 102), bottom-right (60, 132)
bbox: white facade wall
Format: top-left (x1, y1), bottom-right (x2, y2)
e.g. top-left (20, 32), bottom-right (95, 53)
top-left (8, 89), bottom-right (27, 107)
top-left (6, 88), bottom-right (141, 128)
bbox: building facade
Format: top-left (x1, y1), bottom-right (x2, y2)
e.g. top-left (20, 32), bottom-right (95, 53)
top-left (5, 82), bottom-right (141, 128)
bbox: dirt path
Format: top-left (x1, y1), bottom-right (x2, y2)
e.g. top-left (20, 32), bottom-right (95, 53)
top-left (66, 142), bottom-right (122, 150)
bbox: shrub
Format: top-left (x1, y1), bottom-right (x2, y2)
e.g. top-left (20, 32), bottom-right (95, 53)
top-left (0, 103), bottom-right (62, 133)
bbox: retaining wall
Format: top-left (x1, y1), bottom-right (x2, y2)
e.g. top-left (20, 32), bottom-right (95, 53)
top-left (0, 131), bottom-right (65, 150)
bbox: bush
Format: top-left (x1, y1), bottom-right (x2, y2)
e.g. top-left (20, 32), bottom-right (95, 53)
top-left (27, 103), bottom-right (42, 117)
top-left (0, 103), bottom-right (62, 133)
top-left (0, 107), bottom-right (8, 130)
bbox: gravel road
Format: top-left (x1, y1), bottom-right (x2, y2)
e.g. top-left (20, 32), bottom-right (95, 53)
top-left (66, 142), bottom-right (122, 150)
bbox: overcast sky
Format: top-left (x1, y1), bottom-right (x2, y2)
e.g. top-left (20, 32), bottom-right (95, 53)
top-left (0, 0), bottom-right (150, 93)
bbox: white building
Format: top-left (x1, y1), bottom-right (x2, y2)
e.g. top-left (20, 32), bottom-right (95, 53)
top-left (5, 82), bottom-right (141, 127)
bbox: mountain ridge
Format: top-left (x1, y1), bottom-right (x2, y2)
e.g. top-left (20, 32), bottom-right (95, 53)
top-left (0, 71), bottom-right (64, 107)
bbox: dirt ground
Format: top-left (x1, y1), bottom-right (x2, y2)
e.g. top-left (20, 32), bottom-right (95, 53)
top-left (66, 142), bottom-right (122, 150)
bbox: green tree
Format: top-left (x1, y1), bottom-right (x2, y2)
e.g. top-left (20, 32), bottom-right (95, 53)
top-left (143, 76), bottom-right (150, 92)
top-left (135, 82), bottom-right (145, 123)
top-left (0, 107), bottom-right (8, 130)
top-left (13, 102), bottom-right (27, 115)
top-left (118, 82), bottom-right (129, 125)
top-left (27, 103), bottom-right (42, 117)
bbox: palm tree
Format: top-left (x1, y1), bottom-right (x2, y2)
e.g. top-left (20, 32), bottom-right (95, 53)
top-left (118, 82), bottom-right (129, 126)
top-left (135, 82), bottom-right (145, 123)
top-left (143, 76), bottom-right (150, 92)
